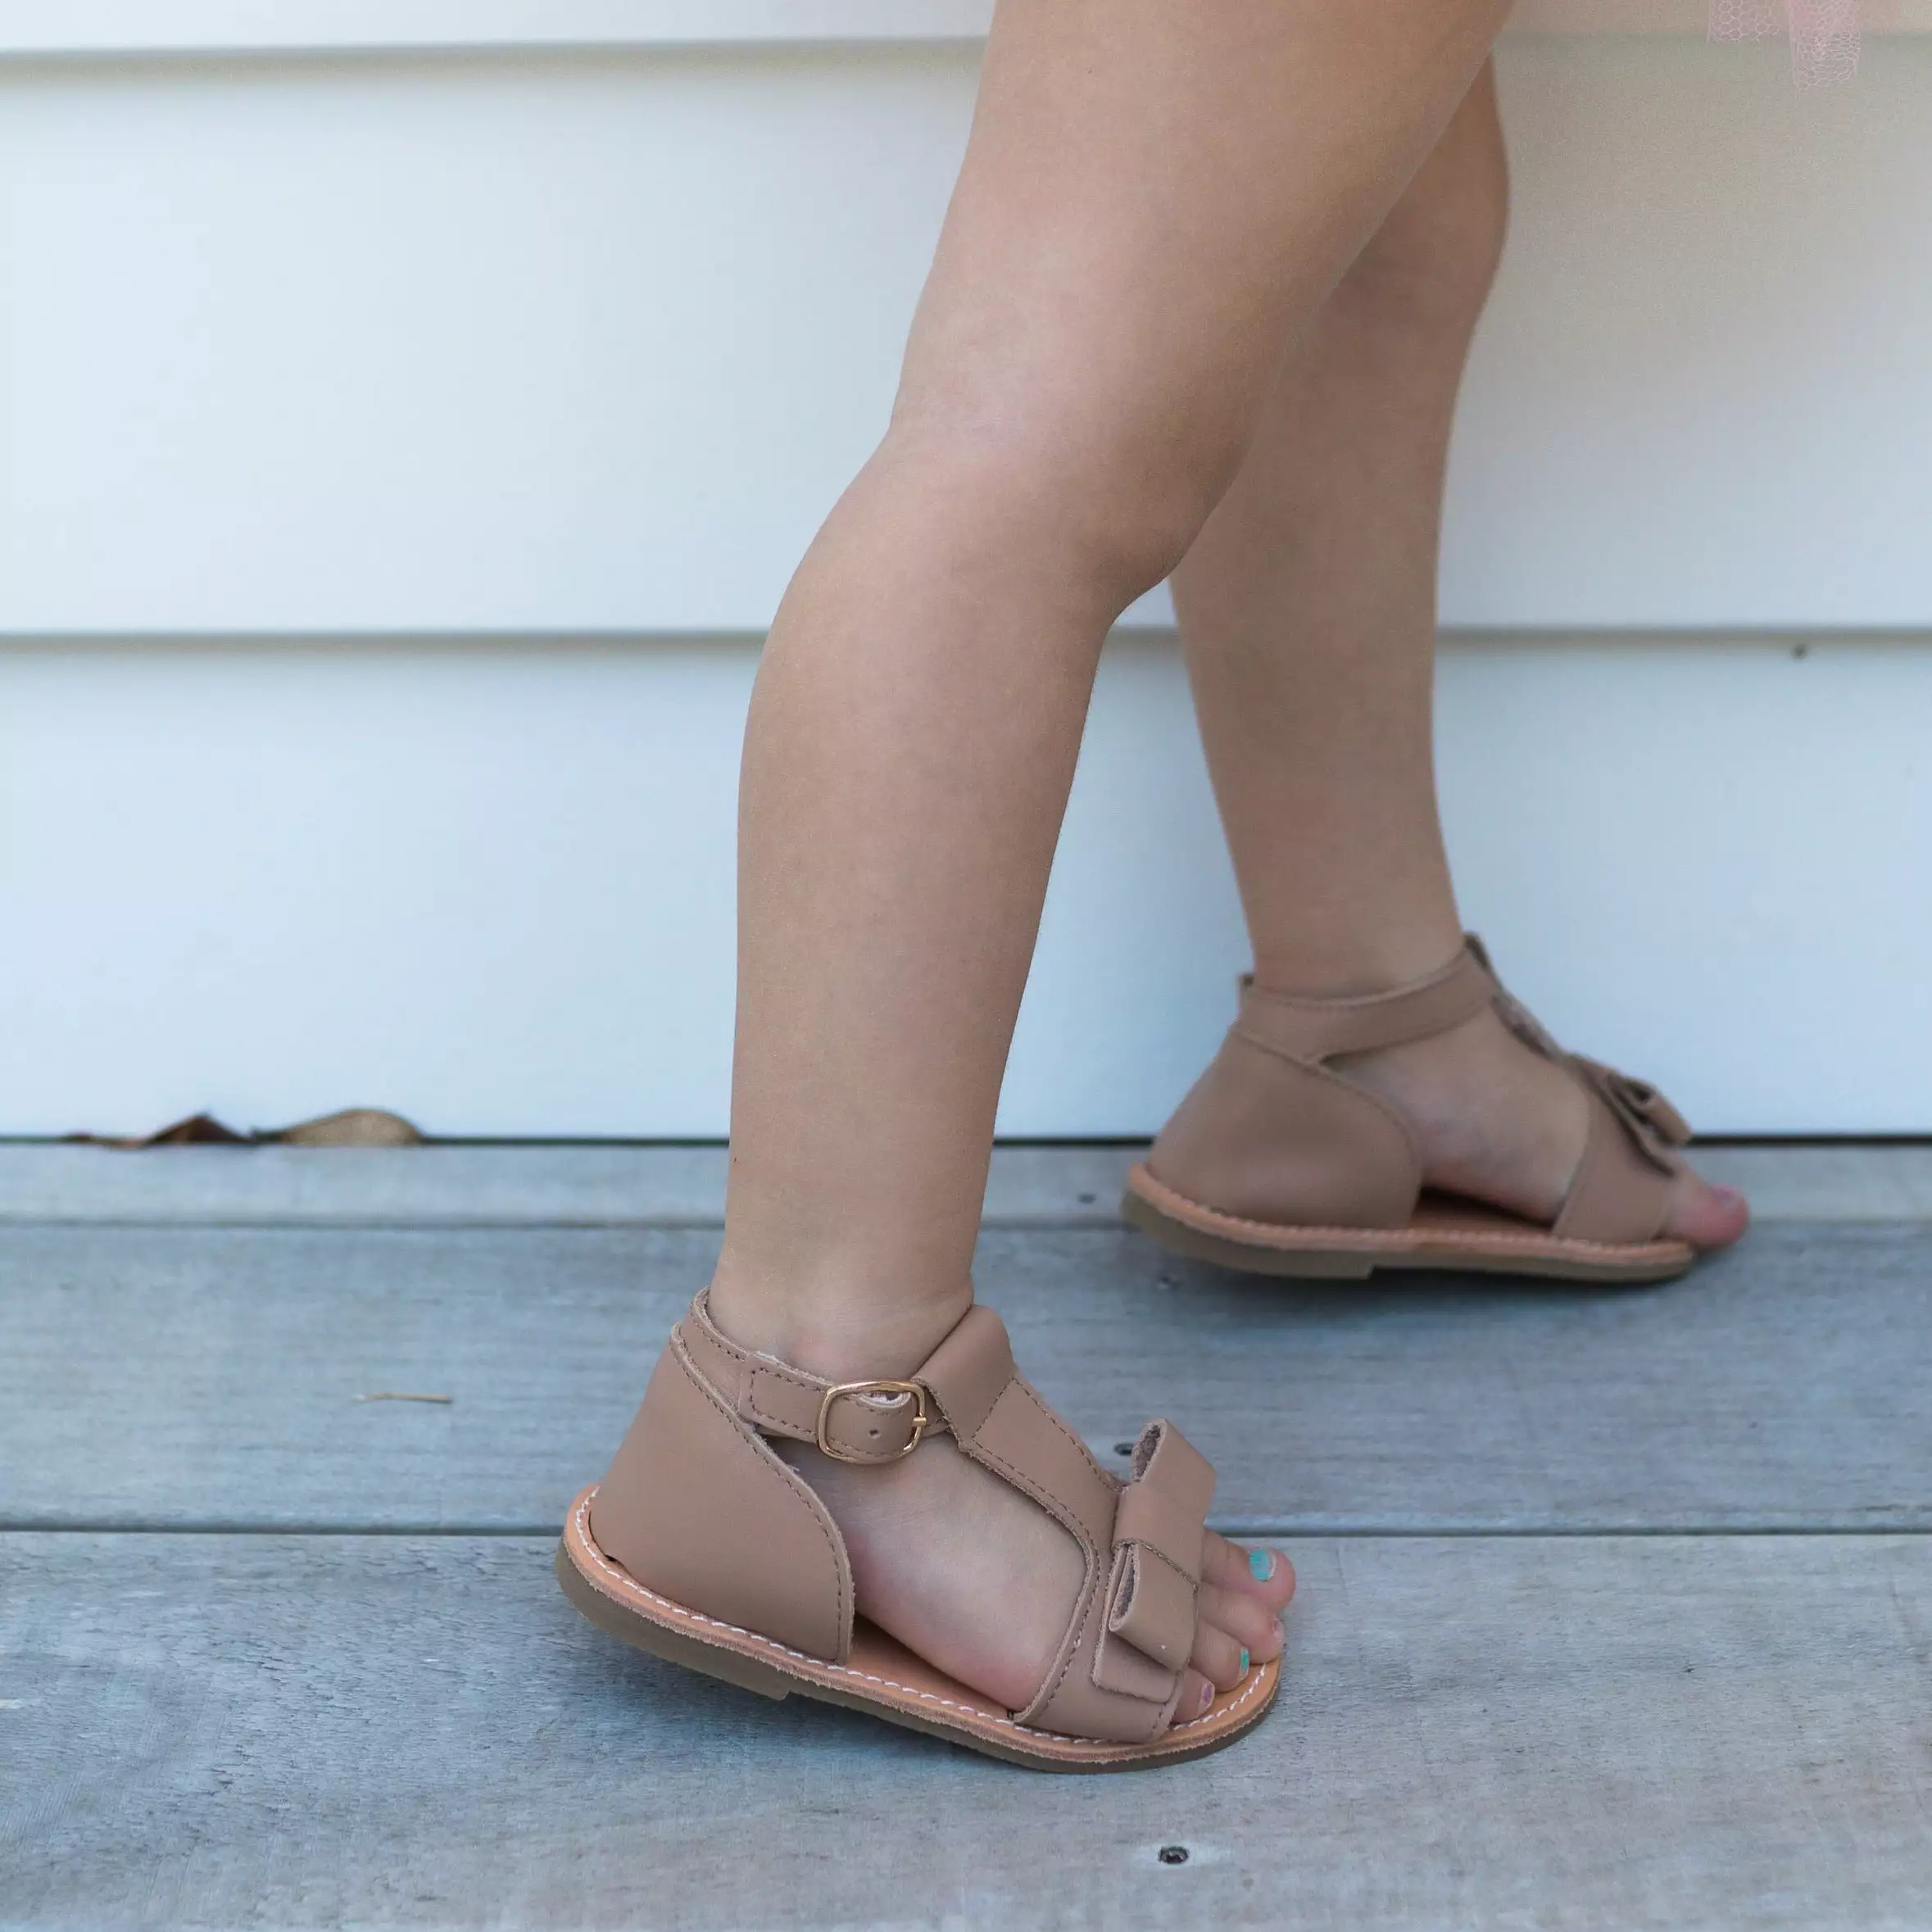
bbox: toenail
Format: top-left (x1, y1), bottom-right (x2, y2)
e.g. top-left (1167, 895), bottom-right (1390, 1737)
top-left (1273, 1616), bottom-right (1285, 1642)
top-left (1249, 1549), bottom-right (1274, 1582)
top-left (1239, 1649), bottom-right (1249, 1674)
top-left (1200, 1680), bottom-right (1213, 1712)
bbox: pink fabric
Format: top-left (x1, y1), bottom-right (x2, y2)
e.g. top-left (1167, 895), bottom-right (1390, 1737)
top-left (1709, 0), bottom-right (1880, 85)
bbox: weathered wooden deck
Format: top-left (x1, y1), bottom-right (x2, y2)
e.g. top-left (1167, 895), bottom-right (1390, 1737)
top-left (4, 1144), bottom-right (1930, 1930)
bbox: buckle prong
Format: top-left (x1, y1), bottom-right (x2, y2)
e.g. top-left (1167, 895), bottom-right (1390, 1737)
top-left (814, 1379), bottom-right (930, 1463)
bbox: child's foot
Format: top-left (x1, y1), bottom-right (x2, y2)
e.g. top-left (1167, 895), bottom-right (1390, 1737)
top-left (1132, 938), bottom-right (1745, 1279)
top-left (573, 1288), bottom-right (1291, 1765)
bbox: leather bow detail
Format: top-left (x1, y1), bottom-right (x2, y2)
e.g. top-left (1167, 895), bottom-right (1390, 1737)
top-left (1091, 1421), bottom-right (1215, 1702)
top-left (1572, 1056), bottom-right (1693, 1172)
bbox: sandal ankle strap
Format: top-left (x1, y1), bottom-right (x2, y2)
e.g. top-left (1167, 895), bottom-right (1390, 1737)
top-left (1236, 941), bottom-right (1495, 1062)
top-left (680, 1287), bottom-right (1032, 1465)
top-left (682, 1291), bottom-right (944, 1463)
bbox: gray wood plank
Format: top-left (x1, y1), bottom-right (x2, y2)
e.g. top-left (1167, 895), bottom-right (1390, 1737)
top-left (2, 1141), bottom-right (1926, 1227)
top-left (5, 1531), bottom-right (1930, 1930)
top-left (4, 1222), bottom-right (1929, 1532)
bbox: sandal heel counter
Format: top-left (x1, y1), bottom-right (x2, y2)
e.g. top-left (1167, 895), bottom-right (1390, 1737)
top-left (588, 1332), bottom-right (854, 1664)
top-left (1148, 1027), bottom-right (1417, 1230)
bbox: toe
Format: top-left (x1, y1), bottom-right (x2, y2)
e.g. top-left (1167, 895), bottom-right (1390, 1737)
top-left (1203, 1533), bottom-right (1296, 1612)
top-left (1188, 1610), bottom-right (1249, 1691)
top-left (1192, 1581), bottom-right (1284, 1689)
top-left (1177, 1668), bottom-right (1218, 1720)
top-left (1664, 1168), bottom-right (1750, 1251)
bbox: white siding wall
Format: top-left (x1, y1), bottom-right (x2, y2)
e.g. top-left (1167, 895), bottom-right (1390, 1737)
top-left (2, 20), bottom-right (1928, 1136)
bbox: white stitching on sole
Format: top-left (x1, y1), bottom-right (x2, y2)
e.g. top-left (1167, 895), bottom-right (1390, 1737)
top-left (565, 1490), bottom-right (1271, 1750)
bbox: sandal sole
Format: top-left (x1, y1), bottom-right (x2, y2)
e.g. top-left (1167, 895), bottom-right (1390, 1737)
top-left (556, 1485), bottom-right (1278, 1773)
top-left (1123, 1163), bottom-right (1696, 1286)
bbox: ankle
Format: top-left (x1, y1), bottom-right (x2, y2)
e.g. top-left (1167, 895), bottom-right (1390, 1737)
top-left (705, 1254), bottom-right (973, 1383)
top-left (1249, 916), bottom-right (1464, 1000)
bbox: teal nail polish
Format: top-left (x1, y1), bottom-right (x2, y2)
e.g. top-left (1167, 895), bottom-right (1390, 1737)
top-left (1239, 1649), bottom-right (1249, 1674)
top-left (1249, 1549), bottom-right (1273, 1582)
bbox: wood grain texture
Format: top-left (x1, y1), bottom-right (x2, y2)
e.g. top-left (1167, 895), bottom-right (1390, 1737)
top-left (5, 1220), bottom-right (1928, 1532)
top-left (5, 1531), bottom-right (1931, 1930)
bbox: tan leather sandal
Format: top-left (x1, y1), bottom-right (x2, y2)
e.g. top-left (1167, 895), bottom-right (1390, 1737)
top-left (557, 1290), bottom-right (1277, 1771)
top-left (1123, 936), bottom-right (1699, 1286)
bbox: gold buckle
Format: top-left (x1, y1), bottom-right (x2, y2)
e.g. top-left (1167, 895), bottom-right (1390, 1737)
top-left (814, 1379), bottom-right (930, 1463)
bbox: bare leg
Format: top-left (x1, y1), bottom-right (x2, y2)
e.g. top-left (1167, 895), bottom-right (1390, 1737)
top-left (1171, 64), bottom-right (1746, 1248)
top-left (702, 0), bottom-right (1512, 1712)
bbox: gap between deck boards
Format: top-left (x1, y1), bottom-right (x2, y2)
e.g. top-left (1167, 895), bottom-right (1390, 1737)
top-left (5, 1141), bottom-right (1931, 1226)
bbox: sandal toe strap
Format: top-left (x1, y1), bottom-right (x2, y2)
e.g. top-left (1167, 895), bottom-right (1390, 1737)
top-left (1476, 937), bottom-right (1695, 1248)
top-left (922, 1317), bottom-right (1220, 1744)
top-left (1555, 1059), bottom-right (1694, 1245)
